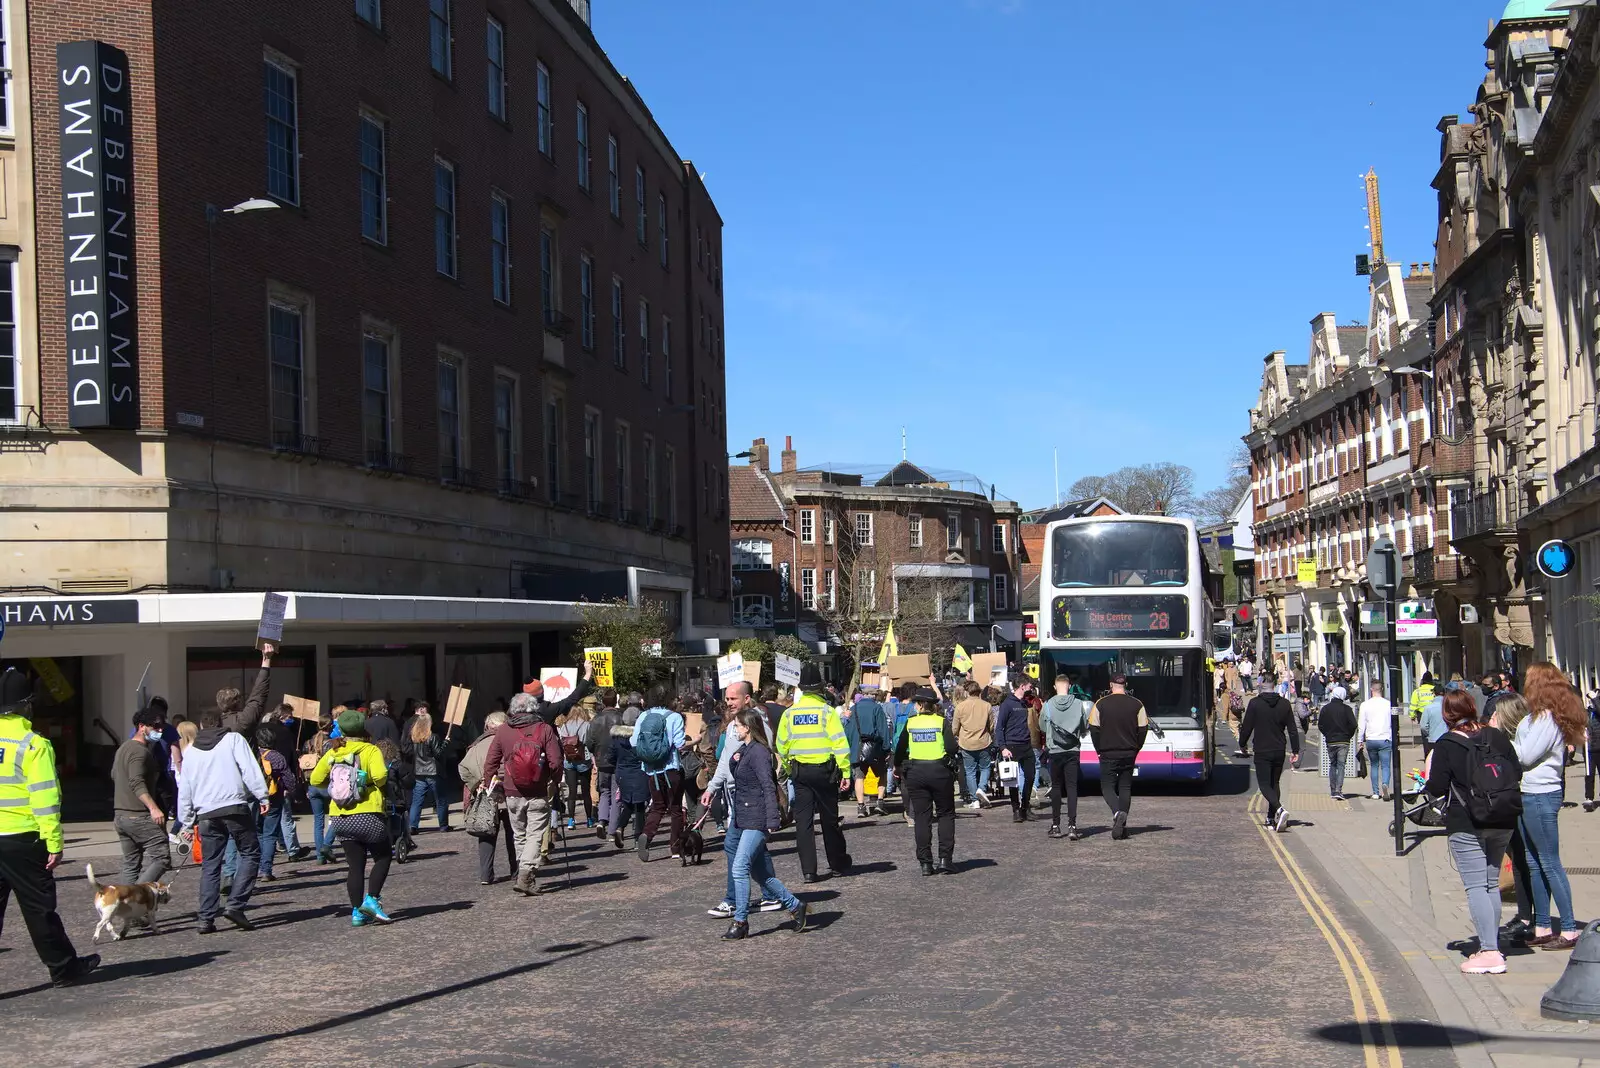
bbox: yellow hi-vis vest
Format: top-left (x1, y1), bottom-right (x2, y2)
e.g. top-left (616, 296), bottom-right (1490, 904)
top-left (776, 694), bottom-right (850, 774)
top-left (905, 714), bottom-right (947, 761)
top-left (0, 713), bottom-right (64, 852)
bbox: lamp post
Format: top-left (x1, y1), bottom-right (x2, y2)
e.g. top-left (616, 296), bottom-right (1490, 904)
top-left (1367, 537), bottom-right (1403, 856)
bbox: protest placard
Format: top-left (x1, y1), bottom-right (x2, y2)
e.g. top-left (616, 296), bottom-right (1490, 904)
top-left (583, 647), bottom-right (614, 687)
top-left (774, 652), bottom-right (802, 687)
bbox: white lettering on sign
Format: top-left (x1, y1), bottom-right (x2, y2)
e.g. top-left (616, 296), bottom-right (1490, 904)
top-left (792, 714), bottom-right (819, 726)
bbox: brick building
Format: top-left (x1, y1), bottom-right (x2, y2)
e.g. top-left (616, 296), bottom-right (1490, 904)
top-left (729, 437), bottom-right (1022, 671)
top-left (0, 0), bottom-right (732, 773)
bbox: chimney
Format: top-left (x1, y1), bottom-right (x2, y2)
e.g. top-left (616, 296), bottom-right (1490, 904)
top-left (750, 438), bottom-right (769, 472)
top-left (780, 435), bottom-right (797, 474)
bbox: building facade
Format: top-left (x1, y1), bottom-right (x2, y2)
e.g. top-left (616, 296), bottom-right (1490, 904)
top-left (729, 437), bottom-right (1022, 669)
top-left (0, 0), bottom-right (731, 780)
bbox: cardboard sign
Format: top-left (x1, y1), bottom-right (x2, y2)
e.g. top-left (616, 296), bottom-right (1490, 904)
top-left (282, 695), bottom-right (321, 722)
top-left (743, 661), bottom-right (763, 686)
top-left (683, 710), bottom-right (704, 744)
top-left (774, 652), bottom-right (802, 687)
top-left (540, 668), bottom-right (577, 702)
top-left (257, 591), bottom-right (287, 648)
top-left (716, 652), bottom-right (745, 689)
top-left (970, 652), bottom-right (1007, 686)
top-left (583, 647), bottom-right (614, 688)
top-left (884, 653), bottom-right (931, 684)
top-left (444, 685), bottom-right (471, 726)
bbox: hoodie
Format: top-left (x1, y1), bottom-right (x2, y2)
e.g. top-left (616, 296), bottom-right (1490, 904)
top-left (1039, 693), bottom-right (1088, 753)
top-left (177, 728), bottom-right (270, 825)
top-left (1238, 693), bottom-right (1300, 757)
top-left (993, 694), bottom-right (1032, 749)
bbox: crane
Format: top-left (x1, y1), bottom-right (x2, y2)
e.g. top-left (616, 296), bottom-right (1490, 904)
top-left (1365, 168), bottom-right (1385, 270)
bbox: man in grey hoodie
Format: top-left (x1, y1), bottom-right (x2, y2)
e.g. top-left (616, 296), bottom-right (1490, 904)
top-left (1039, 674), bottom-right (1088, 840)
top-left (178, 708), bottom-right (271, 933)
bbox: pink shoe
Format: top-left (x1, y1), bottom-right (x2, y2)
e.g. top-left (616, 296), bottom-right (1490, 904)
top-left (1461, 951), bottom-right (1507, 974)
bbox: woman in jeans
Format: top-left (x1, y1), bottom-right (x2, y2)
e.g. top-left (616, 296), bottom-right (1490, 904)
top-left (402, 706), bottom-right (451, 833)
top-left (302, 711), bottom-right (337, 864)
top-left (721, 709), bottom-right (809, 940)
top-left (1425, 690), bottom-right (1521, 974)
top-left (1506, 665), bottom-right (1589, 951)
top-left (557, 703), bottom-right (595, 830)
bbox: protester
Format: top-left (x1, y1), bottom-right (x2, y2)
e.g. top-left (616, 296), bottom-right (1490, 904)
top-left (1585, 688), bottom-right (1600, 814)
top-left (845, 689), bottom-right (890, 818)
top-left (558, 700), bottom-right (596, 830)
top-left (1425, 690), bottom-right (1520, 974)
top-left (521, 661), bottom-right (597, 726)
top-left (1508, 664), bottom-right (1588, 951)
top-left (364, 699), bottom-right (400, 746)
top-left (608, 712), bottom-right (652, 850)
top-left (633, 685), bottom-right (689, 862)
top-left (893, 686), bottom-right (960, 875)
top-left (215, 643), bottom-right (277, 736)
top-left (1089, 674), bottom-right (1148, 840)
top-left (111, 706), bottom-right (173, 885)
top-left (586, 695), bottom-right (624, 836)
top-left (0, 668), bottom-right (99, 986)
top-left (1038, 674), bottom-right (1087, 840)
top-left (252, 723), bottom-right (295, 882)
top-left (1318, 685), bottom-right (1358, 801)
top-left (302, 711), bottom-right (338, 864)
top-left (308, 710), bottom-right (395, 925)
top-left (717, 708), bottom-right (808, 941)
top-left (264, 703), bottom-right (308, 860)
top-left (483, 692), bottom-right (562, 895)
top-left (952, 681), bottom-right (993, 809)
top-left (402, 705), bottom-right (452, 833)
top-left (178, 706), bottom-right (271, 932)
top-left (1358, 682), bottom-right (1395, 801)
top-left (1239, 678), bottom-right (1300, 833)
top-left (460, 710), bottom-right (516, 885)
top-left (703, 682), bottom-right (781, 917)
top-left (775, 685), bottom-right (852, 881)
top-left (994, 679), bottom-right (1037, 822)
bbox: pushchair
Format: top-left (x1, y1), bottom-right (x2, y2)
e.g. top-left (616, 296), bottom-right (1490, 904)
top-left (1387, 771), bottom-right (1446, 837)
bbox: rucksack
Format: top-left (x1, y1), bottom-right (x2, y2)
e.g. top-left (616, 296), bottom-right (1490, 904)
top-left (507, 723), bottom-right (557, 794)
top-left (327, 755), bottom-right (364, 808)
top-left (634, 710), bottom-right (672, 769)
top-left (561, 732), bottom-right (584, 763)
top-left (260, 754), bottom-right (280, 797)
top-left (1455, 732), bottom-right (1522, 825)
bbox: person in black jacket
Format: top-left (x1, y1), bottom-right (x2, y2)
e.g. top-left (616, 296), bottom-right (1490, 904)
top-left (1317, 685), bottom-right (1358, 800)
top-left (1426, 690), bottom-right (1521, 974)
top-left (1239, 679), bottom-right (1300, 832)
top-left (1088, 675), bottom-right (1149, 840)
top-left (720, 709), bottom-right (807, 941)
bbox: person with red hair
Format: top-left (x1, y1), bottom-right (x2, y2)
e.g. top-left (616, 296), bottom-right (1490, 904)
top-left (1426, 690), bottom-right (1521, 974)
top-left (1506, 663), bottom-right (1588, 951)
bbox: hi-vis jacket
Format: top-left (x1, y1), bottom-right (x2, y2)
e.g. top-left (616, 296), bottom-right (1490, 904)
top-left (775, 694), bottom-right (850, 776)
top-left (0, 713), bottom-right (64, 852)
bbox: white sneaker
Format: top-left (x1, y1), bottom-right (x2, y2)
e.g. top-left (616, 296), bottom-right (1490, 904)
top-left (706, 902), bottom-right (734, 918)
top-left (757, 898), bottom-right (785, 913)
top-left (966, 800), bottom-right (982, 810)
top-left (1273, 808), bottom-right (1289, 833)
top-left (1369, 793), bottom-right (1381, 801)
top-left (974, 789), bottom-right (991, 807)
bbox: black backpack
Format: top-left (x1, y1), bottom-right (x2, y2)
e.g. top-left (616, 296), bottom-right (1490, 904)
top-left (1454, 731), bottom-right (1522, 826)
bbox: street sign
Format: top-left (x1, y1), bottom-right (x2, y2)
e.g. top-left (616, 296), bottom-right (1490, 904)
top-left (1366, 538), bottom-right (1398, 595)
top-left (1537, 539), bottom-right (1576, 579)
top-left (1396, 618), bottom-right (1439, 640)
top-left (1272, 633), bottom-right (1303, 653)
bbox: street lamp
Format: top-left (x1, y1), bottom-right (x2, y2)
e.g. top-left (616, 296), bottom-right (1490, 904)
top-left (730, 450), bottom-right (753, 460)
top-left (1386, 364), bottom-right (1434, 380)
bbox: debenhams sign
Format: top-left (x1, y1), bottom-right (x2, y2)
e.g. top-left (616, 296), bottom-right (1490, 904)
top-left (58, 40), bottom-right (139, 429)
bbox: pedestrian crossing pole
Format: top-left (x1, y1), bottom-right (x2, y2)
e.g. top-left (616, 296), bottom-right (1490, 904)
top-left (1367, 537), bottom-right (1403, 856)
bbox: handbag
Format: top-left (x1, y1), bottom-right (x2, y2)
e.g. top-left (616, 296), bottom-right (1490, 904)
top-left (464, 783), bottom-right (500, 841)
top-left (997, 760), bottom-right (1020, 787)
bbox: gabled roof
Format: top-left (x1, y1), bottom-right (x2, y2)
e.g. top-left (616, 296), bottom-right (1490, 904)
top-left (1020, 496), bottom-right (1126, 523)
top-left (729, 465), bottom-right (787, 523)
top-left (875, 460), bottom-right (936, 487)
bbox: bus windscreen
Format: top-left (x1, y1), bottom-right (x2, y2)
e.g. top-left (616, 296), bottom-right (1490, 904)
top-left (1050, 521), bottom-right (1189, 588)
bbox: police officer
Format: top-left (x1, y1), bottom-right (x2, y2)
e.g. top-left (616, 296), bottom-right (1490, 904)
top-left (893, 686), bottom-right (960, 875)
top-left (775, 682), bottom-right (852, 882)
top-left (0, 668), bottom-right (99, 986)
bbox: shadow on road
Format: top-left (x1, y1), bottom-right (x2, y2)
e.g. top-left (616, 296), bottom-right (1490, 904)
top-left (391, 899), bottom-right (474, 921)
top-left (1315, 1020), bottom-right (1486, 1048)
top-left (133, 937), bottom-right (649, 1068)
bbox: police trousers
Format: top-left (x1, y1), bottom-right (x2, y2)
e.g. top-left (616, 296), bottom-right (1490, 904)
top-left (0, 831), bottom-right (79, 981)
top-left (905, 763), bottom-right (955, 863)
top-left (789, 761), bottom-right (849, 876)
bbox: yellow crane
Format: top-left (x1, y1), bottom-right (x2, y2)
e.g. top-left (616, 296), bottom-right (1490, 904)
top-left (1365, 168), bottom-right (1385, 269)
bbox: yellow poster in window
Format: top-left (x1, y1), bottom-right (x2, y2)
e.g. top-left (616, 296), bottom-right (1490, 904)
top-left (1297, 559), bottom-right (1318, 585)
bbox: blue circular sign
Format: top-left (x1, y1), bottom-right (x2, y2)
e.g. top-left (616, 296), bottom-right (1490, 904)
top-left (1537, 539), bottom-right (1577, 580)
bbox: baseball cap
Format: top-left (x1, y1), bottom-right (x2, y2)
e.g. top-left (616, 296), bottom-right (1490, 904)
top-left (1110, 673), bottom-right (1127, 686)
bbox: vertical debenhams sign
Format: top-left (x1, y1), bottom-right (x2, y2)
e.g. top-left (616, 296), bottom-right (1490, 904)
top-left (58, 41), bottom-right (139, 429)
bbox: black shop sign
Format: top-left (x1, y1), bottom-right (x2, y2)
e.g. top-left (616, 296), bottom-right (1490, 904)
top-left (0, 599), bottom-right (139, 627)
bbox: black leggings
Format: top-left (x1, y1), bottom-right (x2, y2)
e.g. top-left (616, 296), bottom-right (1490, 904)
top-left (1255, 754), bottom-right (1286, 819)
top-left (1049, 751), bottom-right (1080, 826)
top-left (342, 839), bottom-right (393, 908)
top-left (564, 763), bottom-right (593, 822)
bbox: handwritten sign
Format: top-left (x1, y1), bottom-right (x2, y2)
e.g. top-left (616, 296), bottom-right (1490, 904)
top-left (257, 592), bottom-right (287, 648)
top-left (743, 661), bottom-right (763, 686)
top-left (774, 652), bottom-right (802, 687)
top-left (282, 695), bottom-right (321, 722)
top-left (716, 652), bottom-right (745, 690)
top-left (970, 652), bottom-right (1007, 686)
top-left (583, 647), bottom-right (614, 688)
top-left (444, 685), bottom-right (471, 726)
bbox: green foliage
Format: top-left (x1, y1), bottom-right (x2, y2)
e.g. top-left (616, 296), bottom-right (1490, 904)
top-left (571, 599), bottom-right (674, 693)
top-left (771, 634), bottom-right (814, 666)
top-left (728, 637), bottom-right (772, 684)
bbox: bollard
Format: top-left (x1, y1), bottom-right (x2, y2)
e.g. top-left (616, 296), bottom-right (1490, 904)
top-left (1540, 919), bottom-right (1600, 1021)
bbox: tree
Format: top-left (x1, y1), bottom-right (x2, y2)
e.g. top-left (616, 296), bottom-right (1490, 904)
top-left (571, 599), bottom-right (674, 693)
top-left (1068, 463), bottom-right (1198, 516)
top-left (771, 634), bottom-right (814, 666)
top-left (1195, 444), bottom-right (1251, 526)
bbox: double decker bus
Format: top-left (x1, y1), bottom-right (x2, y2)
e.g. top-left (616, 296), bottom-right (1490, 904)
top-left (1037, 515), bottom-right (1215, 785)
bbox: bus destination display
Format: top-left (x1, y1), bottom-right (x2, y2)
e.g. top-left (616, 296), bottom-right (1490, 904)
top-left (1051, 595), bottom-right (1189, 641)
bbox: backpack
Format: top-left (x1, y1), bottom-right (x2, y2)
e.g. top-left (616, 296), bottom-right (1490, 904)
top-left (259, 753), bottom-right (280, 797)
top-left (1455, 732), bottom-right (1523, 825)
top-left (561, 732), bottom-right (585, 763)
top-left (327, 755), bottom-right (364, 808)
top-left (507, 723), bottom-right (558, 794)
top-left (634, 710), bottom-right (672, 769)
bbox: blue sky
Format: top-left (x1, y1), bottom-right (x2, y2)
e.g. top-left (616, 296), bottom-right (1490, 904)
top-left (596, 0), bottom-right (1515, 509)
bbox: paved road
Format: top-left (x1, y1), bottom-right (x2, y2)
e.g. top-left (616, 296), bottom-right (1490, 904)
top-left (4, 762), bottom-right (1458, 1068)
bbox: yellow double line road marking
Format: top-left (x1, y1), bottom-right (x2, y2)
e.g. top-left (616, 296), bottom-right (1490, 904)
top-left (1250, 795), bottom-right (1402, 1068)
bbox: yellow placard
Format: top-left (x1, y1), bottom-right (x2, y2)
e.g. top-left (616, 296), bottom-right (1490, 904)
top-left (864, 766), bottom-right (880, 794)
top-left (29, 658), bottom-right (75, 703)
top-left (584, 647), bottom-right (615, 688)
top-left (1297, 559), bottom-right (1317, 585)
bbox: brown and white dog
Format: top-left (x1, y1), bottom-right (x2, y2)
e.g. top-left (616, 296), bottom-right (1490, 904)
top-left (87, 864), bottom-right (173, 942)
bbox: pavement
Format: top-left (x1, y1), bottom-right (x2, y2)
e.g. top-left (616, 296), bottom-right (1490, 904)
top-left (0, 724), bottom-right (1594, 1068)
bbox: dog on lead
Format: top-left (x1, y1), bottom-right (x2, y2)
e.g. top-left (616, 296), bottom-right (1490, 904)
top-left (87, 863), bottom-right (174, 942)
top-left (680, 808), bottom-right (711, 867)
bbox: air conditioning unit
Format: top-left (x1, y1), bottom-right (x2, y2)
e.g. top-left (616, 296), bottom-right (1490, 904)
top-left (1459, 604), bottom-right (1480, 624)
